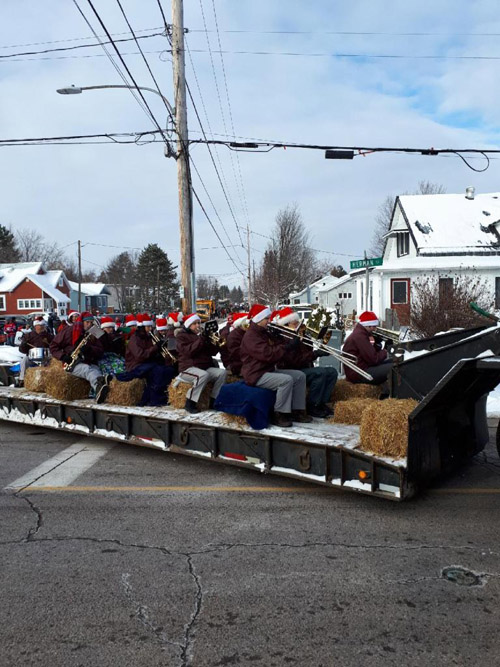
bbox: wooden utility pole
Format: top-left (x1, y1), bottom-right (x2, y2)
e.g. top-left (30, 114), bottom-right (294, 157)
top-left (172, 0), bottom-right (195, 314)
top-left (77, 239), bottom-right (82, 313)
top-left (364, 250), bottom-right (369, 312)
top-left (246, 224), bottom-right (252, 305)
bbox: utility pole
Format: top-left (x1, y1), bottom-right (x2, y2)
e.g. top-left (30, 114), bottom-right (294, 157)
top-left (246, 224), bottom-right (252, 304)
top-left (172, 0), bottom-right (195, 315)
top-left (77, 240), bottom-right (82, 313)
top-left (364, 250), bottom-right (369, 312)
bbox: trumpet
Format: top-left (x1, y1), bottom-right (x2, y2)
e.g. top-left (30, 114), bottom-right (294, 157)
top-left (268, 322), bottom-right (373, 381)
top-left (203, 320), bottom-right (227, 347)
top-left (150, 331), bottom-right (177, 363)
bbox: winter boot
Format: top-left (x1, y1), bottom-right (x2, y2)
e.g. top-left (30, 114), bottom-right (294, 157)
top-left (95, 376), bottom-right (110, 404)
top-left (184, 398), bottom-right (200, 414)
top-left (271, 411), bottom-right (293, 428)
top-left (292, 409), bottom-right (313, 423)
top-left (318, 403), bottom-right (334, 417)
top-left (307, 403), bottom-right (328, 418)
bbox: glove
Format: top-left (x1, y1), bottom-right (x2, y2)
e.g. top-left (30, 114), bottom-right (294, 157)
top-left (285, 337), bottom-right (300, 351)
top-left (372, 334), bottom-right (384, 347)
top-left (314, 350), bottom-right (330, 358)
top-left (62, 354), bottom-right (72, 364)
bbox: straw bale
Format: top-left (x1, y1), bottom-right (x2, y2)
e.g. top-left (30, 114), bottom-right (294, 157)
top-left (44, 358), bottom-right (90, 401)
top-left (168, 380), bottom-right (213, 410)
top-left (106, 378), bottom-right (145, 406)
top-left (331, 379), bottom-right (381, 403)
top-left (331, 398), bottom-right (379, 425)
top-left (24, 366), bottom-right (48, 393)
top-left (220, 413), bottom-right (248, 428)
top-left (359, 399), bottom-right (418, 459)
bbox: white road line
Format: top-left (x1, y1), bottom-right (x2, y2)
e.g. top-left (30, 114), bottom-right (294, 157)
top-left (4, 440), bottom-right (115, 491)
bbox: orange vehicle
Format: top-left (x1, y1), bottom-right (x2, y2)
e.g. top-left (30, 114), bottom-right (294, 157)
top-left (196, 299), bottom-right (215, 322)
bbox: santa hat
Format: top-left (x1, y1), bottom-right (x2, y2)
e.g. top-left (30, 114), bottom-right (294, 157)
top-left (156, 317), bottom-right (168, 331)
top-left (359, 311), bottom-right (380, 327)
top-left (275, 307), bottom-right (300, 327)
top-left (100, 316), bottom-right (116, 329)
top-left (249, 303), bottom-right (271, 323)
top-left (227, 313), bottom-right (235, 325)
top-left (168, 312), bottom-right (184, 327)
top-left (232, 313), bottom-right (248, 328)
top-left (138, 312), bottom-right (154, 327)
top-left (184, 312), bottom-right (201, 329)
top-left (125, 314), bottom-right (137, 327)
top-left (68, 309), bottom-right (80, 321)
top-left (269, 309), bottom-right (280, 323)
top-left (33, 316), bottom-right (47, 327)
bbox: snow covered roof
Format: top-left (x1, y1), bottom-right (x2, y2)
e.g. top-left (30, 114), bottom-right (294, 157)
top-left (318, 272), bottom-right (357, 293)
top-left (29, 274), bottom-right (70, 303)
top-left (398, 192), bottom-right (500, 253)
top-left (69, 281), bottom-right (110, 296)
top-left (377, 253), bottom-right (500, 272)
top-left (0, 263), bottom-right (43, 292)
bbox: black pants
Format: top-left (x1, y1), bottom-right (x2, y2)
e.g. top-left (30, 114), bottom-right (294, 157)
top-left (364, 360), bottom-right (393, 385)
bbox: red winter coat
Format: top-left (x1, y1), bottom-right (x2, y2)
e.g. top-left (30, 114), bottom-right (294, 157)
top-left (19, 329), bottom-right (53, 355)
top-left (342, 323), bottom-right (387, 383)
top-left (102, 330), bottom-right (126, 357)
top-left (277, 337), bottom-right (316, 370)
top-left (176, 328), bottom-right (219, 372)
top-left (226, 326), bottom-right (246, 375)
top-left (240, 322), bottom-right (287, 386)
top-left (125, 330), bottom-right (162, 371)
top-left (50, 325), bottom-right (105, 366)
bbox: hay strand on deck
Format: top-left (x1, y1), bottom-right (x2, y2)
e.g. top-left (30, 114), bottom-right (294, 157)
top-left (331, 398), bottom-right (379, 425)
top-left (168, 380), bottom-right (213, 410)
top-left (359, 399), bottom-right (418, 459)
top-left (106, 378), bottom-right (145, 406)
top-left (220, 413), bottom-right (248, 428)
top-left (44, 358), bottom-right (90, 401)
top-left (24, 366), bottom-right (48, 393)
top-left (331, 379), bottom-right (381, 403)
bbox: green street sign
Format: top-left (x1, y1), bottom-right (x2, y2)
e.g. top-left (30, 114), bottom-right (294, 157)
top-left (350, 257), bottom-right (383, 270)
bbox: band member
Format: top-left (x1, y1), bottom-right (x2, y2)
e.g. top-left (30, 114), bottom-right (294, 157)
top-left (67, 310), bottom-right (80, 325)
top-left (240, 304), bottom-right (311, 428)
top-left (98, 316), bottom-right (126, 375)
top-left (155, 317), bottom-right (168, 338)
top-left (19, 316), bottom-right (53, 383)
top-left (225, 313), bottom-right (248, 377)
top-left (50, 312), bottom-right (110, 403)
top-left (176, 313), bottom-right (227, 414)
top-left (116, 313), bottom-right (175, 406)
top-left (218, 313), bottom-right (234, 369)
top-left (119, 314), bottom-right (137, 342)
top-left (342, 311), bottom-right (393, 386)
top-left (274, 307), bottom-right (337, 417)
top-left (167, 312), bottom-right (184, 339)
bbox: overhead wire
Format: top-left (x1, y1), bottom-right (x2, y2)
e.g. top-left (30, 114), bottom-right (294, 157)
top-left (0, 26), bottom-right (163, 50)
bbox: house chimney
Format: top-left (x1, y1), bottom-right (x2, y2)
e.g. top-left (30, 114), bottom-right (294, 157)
top-left (465, 186), bottom-right (475, 200)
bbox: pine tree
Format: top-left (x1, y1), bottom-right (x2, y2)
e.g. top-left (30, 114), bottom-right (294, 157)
top-left (0, 225), bottom-right (20, 263)
top-left (136, 244), bottom-right (178, 312)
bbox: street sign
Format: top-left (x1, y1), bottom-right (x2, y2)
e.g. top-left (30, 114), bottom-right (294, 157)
top-left (350, 257), bottom-right (383, 270)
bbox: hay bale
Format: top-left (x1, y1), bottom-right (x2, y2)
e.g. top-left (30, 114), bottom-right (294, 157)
top-left (24, 366), bottom-right (48, 393)
top-left (331, 398), bottom-right (379, 425)
top-left (359, 399), bottom-right (418, 459)
top-left (106, 378), bottom-right (145, 406)
top-left (220, 413), bottom-right (248, 428)
top-left (168, 380), bottom-right (213, 410)
top-left (44, 358), bottom-right (90, 401)
top-left (331, 379), bottom-right (381, 403)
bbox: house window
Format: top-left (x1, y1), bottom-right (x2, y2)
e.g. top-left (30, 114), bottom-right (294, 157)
top-left (392, 280), bottom-right (409, 304)
top-left (294, 298), bottom-right (300, 304)
top-left (397, 232), bottom-right (410, 257)
top-left (17, 299), bottom-right (42, 310)
top-left (439, 278), bottom-right (454, 307)
top-left (58, 276), bottom-right (63, 287)
top-left (496, 278), bottom-right (500, 310)
top-left (0, 295), bottom-right (5, 311)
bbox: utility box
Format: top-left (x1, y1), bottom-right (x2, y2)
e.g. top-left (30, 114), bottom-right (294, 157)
top-left (317, 329), bottom-right (342, 372)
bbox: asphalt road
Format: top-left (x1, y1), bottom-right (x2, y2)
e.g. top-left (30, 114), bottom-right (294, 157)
top-left (1, 420), bottom-right (499, 667)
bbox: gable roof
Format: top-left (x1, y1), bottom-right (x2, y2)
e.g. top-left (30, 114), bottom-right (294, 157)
top-left (0, 262), bottom-right (44, 292)
top-left (29, 274), bottom-right (70, 303)
top-left (69, 281), bottom-right (110, 296)
top-left (397, 192), bottom-right (500, 254)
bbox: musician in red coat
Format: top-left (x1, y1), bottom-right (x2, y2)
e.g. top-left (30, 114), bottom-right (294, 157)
top-left (50, 312), bottom-right (110, 403)
top-left (19, 317), bottom-right (53, 382)
top-left (225, 313), bottom-right (248, 376)
top-left (342, 311), bottom-right (392, 385)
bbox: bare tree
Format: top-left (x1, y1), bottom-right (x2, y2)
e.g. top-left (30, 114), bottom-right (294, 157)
top-left (369, 181), bottom-right (447, 256)
top-left (15, 228), bottom-right (66, 269)
top-left (253, 204), bottom-right (317, 307)
top-left (410, 273), bottom-right (492, 338)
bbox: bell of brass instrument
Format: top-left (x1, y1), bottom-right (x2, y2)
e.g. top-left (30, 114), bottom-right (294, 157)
top-left (150, 331), bottom-right (177, 363)
top-left (374, 327), bottom-right (401, 343)
top-left (203, 320), bottom-right (227, 347)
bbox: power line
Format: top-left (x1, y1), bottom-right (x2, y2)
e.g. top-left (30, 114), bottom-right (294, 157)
top-left (187, 28), bottom-right (500, 37)
top-left (0, 26), bottom-right (163, 50)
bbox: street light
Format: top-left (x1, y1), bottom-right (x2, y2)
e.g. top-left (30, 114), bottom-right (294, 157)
top-left (57, 82), bottom-right (196, 314)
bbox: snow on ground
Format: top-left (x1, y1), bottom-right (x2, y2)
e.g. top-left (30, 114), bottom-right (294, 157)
top-left (487, 385), bottom-right (500, 417)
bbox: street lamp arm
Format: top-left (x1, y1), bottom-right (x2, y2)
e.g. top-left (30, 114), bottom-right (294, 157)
top-left (57, 84), bottom-right (174, 116)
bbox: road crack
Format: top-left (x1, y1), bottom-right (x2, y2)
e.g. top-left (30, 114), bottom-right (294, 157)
top-left (179, 554), bottom-right (204, 667)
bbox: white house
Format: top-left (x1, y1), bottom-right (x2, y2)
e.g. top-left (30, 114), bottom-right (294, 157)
top-left (289, 274), bottom-right (340, 305)
top-left (370, 188), bottom-right (500, 325)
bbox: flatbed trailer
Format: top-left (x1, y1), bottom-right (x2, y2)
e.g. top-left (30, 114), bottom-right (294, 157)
top-left (2, 325), bottom-right (500, 501)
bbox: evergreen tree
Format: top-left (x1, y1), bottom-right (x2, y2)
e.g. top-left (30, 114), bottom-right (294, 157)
top-left (136, 244), bottom-right (178, 311)
top-left (0, 225), bottom-right (20, 263)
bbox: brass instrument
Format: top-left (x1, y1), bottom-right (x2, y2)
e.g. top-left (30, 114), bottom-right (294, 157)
top-left (374, 327), bottom-right (401, 344)
top-left (150, 331), bottom-right (177, 363)
top-left (65, 324), bottom-right (104, 372)
top-left (303, 323), bottom-right (333, 345)
top-left (268, 322), bottom-right (373, 381)
top-left (203, 319), bottom-right (227, 347)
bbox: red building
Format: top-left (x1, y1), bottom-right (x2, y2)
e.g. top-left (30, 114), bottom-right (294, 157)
top-left (0, 262), bottom-right (71, 317)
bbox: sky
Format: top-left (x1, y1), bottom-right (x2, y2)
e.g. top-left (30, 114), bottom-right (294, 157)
top-left (1, 0), bottom-right (500, 289)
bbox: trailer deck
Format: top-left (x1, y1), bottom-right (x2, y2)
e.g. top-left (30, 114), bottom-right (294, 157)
top-left (0, 387), bottom-right (407, 501)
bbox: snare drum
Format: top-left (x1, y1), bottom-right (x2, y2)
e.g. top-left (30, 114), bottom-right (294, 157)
top-left (28, 347), bottom-right (50, 362)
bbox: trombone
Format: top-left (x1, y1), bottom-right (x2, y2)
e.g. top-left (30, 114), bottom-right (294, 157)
top-left (268, 322), bottom-right (373, 381)
top-left (150, 331), bottom-right (177, 363)
top-left (374, 327), bottom-right (401, 344)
